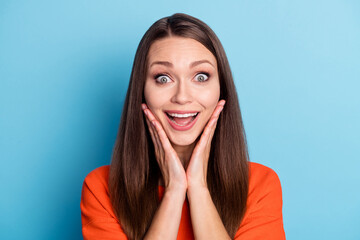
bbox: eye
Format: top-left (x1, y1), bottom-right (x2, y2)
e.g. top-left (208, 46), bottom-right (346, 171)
top-left (155, 74), bottom-right (171, 84)
top-left (195, 73), bottom-right (209, 82)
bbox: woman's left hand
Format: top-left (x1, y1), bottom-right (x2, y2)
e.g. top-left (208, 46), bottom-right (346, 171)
top-left (186, 100), bottom-right (225, 190)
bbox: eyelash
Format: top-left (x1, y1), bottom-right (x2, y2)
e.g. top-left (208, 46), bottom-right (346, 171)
top-left (154, 74), bottom-right (171, 84)
top-left (195, 72), bottom-right (210, 82)
top-left (154, 72), bottom-right (210, 84)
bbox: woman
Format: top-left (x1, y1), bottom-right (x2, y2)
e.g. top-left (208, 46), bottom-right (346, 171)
top-left (81, 13), bottom-right (285, 240)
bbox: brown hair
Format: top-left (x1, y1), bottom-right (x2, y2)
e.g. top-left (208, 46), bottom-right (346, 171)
top-left (109, 13), bottom-right (249, 239)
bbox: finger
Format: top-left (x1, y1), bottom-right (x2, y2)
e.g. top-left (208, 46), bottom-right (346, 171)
top-left (211, 100), bottom-right (226, 118)
top-left (207, 100), bottom-right (226, 133)
top-left (151, 118), bottom-right (176, 155)
top-left (201, 100), bottom-right (225, 139)
top-left (143, 107), bottom-right (156, 140)
top-left (144, 107), bottom-right (176, 156)
top-left (143, 108), bottom-right (163, 158)
top-left (217, 99), bottom-right (226, 107)
top-left (151, 121), bottom-right (164, 158)
top-left (198, 101), bottom-right (225, 149)
top-left (144, 114), bottom-right (160, 149)
top-left (143, 106), bottom-right (158, 122)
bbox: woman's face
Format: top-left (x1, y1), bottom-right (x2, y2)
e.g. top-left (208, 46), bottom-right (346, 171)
top-left (144, 37), bottom-right (220, 147)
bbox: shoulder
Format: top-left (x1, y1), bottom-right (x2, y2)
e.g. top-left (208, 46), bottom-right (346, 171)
top-left (248, 162), bottom-right (282, 191)
top-left (81, 166), bottom-right (127, 238)
top-left (81, 165), bottom-right (111, 208)
top-left (234, 162), bottom-right (285, 239)
top-left (81, 165), bottom-right (118, 223)
top-left (82, 165), bottom-right (112, 209)
top-left (83, 165), bottom-right (110, 187)
top-left (247, 162), bottom-right (283, 212)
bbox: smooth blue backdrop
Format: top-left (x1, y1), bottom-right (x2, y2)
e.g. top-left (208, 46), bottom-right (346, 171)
top-left (1, 0), bottom-right (359, 239)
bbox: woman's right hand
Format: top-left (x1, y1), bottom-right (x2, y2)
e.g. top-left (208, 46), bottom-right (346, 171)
top-left (142, 104), bottom-right (187, 194)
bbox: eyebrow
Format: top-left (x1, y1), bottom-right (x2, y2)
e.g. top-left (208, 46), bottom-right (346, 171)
top-left (149, 59), bottom-right (215, 68)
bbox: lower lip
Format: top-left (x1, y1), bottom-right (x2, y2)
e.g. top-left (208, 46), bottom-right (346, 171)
top-left (165, 113), bottom-right (199, 131)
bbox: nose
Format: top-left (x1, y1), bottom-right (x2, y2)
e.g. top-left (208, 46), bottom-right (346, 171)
top-left (170, 81), bottom-right (192, 104)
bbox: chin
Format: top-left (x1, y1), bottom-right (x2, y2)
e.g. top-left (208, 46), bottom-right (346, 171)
top-left (168, 134), bottom-right (199, 147)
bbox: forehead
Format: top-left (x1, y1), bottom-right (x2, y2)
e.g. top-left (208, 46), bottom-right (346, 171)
top-left (147, 37), bottom-right (217, 67)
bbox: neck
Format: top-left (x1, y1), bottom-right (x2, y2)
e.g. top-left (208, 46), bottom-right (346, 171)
top-left (172, 142), bottom-right (196, 169)
top-left (158, 141), bottom-right (197, 187)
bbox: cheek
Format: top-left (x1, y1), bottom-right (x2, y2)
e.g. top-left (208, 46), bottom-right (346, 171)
top-left (144, 82), bottom-right (167, 115)
top-left (197, 86), bottom-right (220, 110)
top-left (144, 82), bottom-right (157, 108)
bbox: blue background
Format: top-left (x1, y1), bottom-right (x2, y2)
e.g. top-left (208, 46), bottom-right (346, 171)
top-left (1, 0), bottom-right (359, 239)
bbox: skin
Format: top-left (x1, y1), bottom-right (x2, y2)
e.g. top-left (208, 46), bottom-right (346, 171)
top-left (142, 37), bottom-right (231, 240)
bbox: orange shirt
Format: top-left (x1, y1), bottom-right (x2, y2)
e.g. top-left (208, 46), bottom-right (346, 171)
top-left (81, 162), bottom-right (285, 239)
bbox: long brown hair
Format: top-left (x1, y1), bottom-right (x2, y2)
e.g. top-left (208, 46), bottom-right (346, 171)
top-left (109, 13), bottom-right (249, 239)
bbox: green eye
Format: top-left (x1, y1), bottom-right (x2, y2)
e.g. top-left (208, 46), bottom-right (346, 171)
top-left (196, 73), bottom-right (209, 82)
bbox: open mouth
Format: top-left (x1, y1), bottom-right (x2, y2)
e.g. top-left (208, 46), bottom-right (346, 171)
top-left (165, 111), bottom-right (199, 127)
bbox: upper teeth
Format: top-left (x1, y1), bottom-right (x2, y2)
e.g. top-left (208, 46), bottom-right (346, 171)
top-left (167, 112), bottom-right (198, 118)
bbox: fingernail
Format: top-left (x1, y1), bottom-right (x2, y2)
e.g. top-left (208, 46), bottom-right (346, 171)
top-left (141, 104), bottom-right (147, 110)
top-left (143, 109), bottom-right (148, 116)
top-left (151, 120), bottom-right (156, 127)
